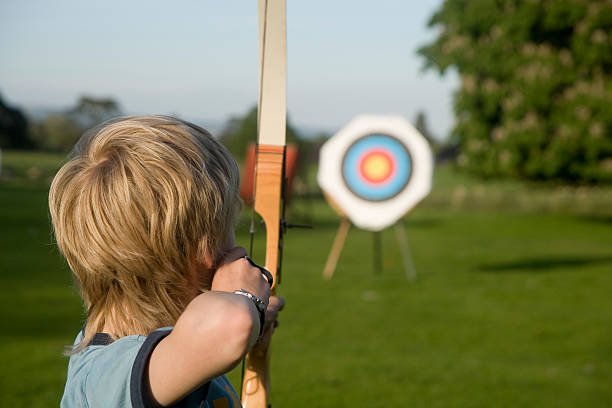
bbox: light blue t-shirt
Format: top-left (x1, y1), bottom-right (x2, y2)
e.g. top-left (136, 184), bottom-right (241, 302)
top-left (61, 328), bottom-right (242, 407)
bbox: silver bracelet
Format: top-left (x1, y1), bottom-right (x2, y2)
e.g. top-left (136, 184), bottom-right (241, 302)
top-left (234, 289), bottom-right (266, 337)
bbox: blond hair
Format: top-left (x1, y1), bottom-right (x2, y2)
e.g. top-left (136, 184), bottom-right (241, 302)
top-left (49, 115), bottom-right (240, 350)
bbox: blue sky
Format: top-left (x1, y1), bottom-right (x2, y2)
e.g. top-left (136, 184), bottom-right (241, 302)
top-left (0, 0), bottom-right (458, 139)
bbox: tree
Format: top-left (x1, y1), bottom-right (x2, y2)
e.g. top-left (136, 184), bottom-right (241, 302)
top-left (218, 105), bottom-right (302, 163)
top-left (414, 110), bottom-right (439, 153)
top-left (0, 94), bottom-right (33, 149)
top-left (69, 96), bottom-right (121, 129)
top-left (31, 95), bottom-right (122, 152)
top-left (31, 113), bottom-right (82, 152)
top-left (419, 0), bottom-right (612, 182)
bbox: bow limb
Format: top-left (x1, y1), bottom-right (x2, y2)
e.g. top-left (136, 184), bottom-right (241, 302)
top-left (241, 0), bottom-right (286, 407)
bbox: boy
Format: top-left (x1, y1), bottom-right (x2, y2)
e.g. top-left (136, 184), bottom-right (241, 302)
top-left (50, 115), bottom-right (284, 407)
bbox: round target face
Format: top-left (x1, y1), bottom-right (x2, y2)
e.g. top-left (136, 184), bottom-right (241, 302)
top-left (318, 115), bottom-right (433, 231)
top-left (342, 134), bottom-right (412, 202)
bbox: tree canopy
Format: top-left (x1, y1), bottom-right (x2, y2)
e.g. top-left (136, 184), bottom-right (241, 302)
top-left (0, 94), bottom-right (32, 149)
top-left (218, 105), bottom-right (302, 163)
top-left (419, 0), bottom-right (612, 182)
top-left (31, 96), bottom-right (122, 152)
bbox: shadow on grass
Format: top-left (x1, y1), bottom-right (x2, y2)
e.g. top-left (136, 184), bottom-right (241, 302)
top-left (575, 214), bottom-right (612, 225)
top-left (477, 255), bottom-right (612, 272)
top-left (404, 218), bottom-right (442, 228)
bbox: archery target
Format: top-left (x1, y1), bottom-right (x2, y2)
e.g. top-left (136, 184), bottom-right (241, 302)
top-left (318, 115), bottom-right (433, 231)
top-left (342, 134), bottom-right (412, 201)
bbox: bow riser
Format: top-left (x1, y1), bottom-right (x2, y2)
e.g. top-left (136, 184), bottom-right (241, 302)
top-left (253, 145), bottom-right (284, 290)
top-left (241, 146), bottom-right (283, 406)
top-left (241, 0), bottom-right (286, 406)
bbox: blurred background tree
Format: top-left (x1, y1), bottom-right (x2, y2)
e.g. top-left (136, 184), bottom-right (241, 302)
top-left (69, 96), bottom-right (121, 130)
top-left (218, 105), bottom-right (325, 201)
top-left (419, 0), bottom-right (612, 182)
top-left (414, 110), bottom-right (440, 154)
top-left (30, 113), bottom-right (82, 152)
top-left (218, 105), bottom-right (303, 163)
top-left (31, 96), bottom-right (122, 152)
top-left (0, 93), bottom-right (34, 149)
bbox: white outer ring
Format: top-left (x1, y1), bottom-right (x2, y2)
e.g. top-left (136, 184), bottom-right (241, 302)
top-left (318, 115), bottom-right (433, 231)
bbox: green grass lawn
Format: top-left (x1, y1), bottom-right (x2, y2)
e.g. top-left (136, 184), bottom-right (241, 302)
top-left (1, 150), bottom-right (611, 407)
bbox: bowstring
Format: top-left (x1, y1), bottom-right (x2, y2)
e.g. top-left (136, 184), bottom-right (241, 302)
top-left (242, 0), bottom-right (269, 396)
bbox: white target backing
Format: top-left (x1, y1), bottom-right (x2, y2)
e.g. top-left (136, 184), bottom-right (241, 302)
top-left (318, 115), bottom-right (433, 231)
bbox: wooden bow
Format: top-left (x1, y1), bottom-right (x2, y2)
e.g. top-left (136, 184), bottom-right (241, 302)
top-left (241, 0), bottom-right (287, 407)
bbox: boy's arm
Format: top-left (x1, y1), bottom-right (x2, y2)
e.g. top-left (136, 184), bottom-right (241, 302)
top-left (147, 251), bottom-right (271, 406)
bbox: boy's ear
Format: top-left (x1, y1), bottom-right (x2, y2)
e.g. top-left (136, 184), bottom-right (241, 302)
top-left (193, 241), bottom-right (216, 269)
top-left (194, 253), bottom-right (215, 270)
top-left (192, 255), bottom-right (216, 291)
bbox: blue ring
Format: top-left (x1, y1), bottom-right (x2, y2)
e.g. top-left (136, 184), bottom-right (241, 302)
top-left (342, 134), bottom-right (412, 201)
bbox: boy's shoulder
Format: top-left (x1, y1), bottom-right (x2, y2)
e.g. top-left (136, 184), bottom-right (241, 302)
top-left (60, 330), bottom-right (157, 408)
top-left (61, 328), bottom-right (241, 408)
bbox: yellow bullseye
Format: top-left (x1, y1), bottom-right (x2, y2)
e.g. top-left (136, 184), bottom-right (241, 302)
top-left (362, 153), bottom-right (392, 182)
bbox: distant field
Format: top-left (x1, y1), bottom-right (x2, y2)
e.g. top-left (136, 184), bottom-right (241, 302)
top-left (1, 150), bottom-right (66, 186)
top-left (1, 150), bottom-right (611, 407)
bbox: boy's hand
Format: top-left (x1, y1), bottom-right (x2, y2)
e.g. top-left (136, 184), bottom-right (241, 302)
top-left (212, 247), bottom-right (286, 350)
top-left (151, 248), bottom-right (279, 406)
top-left (211, 247), bottom-right (271, 305)
top-left (253, 295), bottom-right (285, 352)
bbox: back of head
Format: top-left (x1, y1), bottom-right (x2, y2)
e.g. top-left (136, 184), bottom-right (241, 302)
top-left (49, 115), bottom-right (240, 348)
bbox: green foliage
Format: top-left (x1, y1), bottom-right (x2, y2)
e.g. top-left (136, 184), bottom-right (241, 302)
top-left (218, 105), bottom-right (302, 162)
top-left (0, 94), bottom-right (33, 149)
top-left (30, 96), bottom-right (122, 153)
top-left (419, 0), bottom-right (612, 182)
top-left (69, 96), bottom-right (121, 130)
top-left (414, 111), bottom-right (440, 153)
top-left (30, 113), bottom-right (82, 153)
top-left (2, 159), bottom-right (612, 406)
top-left (217, 105), bottom-right (325, 199)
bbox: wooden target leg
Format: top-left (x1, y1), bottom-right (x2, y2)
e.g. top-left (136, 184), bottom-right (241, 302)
top-left (322, 217), bottom-right (351, 280)
top-left (395, 221), bottom-right (417, 280)
top-left (372, 231), bottom-right (382, 274)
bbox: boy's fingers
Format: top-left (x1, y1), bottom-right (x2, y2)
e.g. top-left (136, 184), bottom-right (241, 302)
top-left (219, 247), bottom-right (247, 264)
top-left (268, 296), bottom-right (285, 311)
top-left (244, 256), bottom-right (273, 287)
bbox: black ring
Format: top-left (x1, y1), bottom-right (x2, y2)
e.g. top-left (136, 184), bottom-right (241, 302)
top-left (244, 256), bottom-right (274, 287)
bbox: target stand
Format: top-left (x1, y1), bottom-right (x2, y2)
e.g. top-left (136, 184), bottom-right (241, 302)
top-left (318, 114), bottom-right (432, 280)
top-left (320, 204), bottom-right (417, 281)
